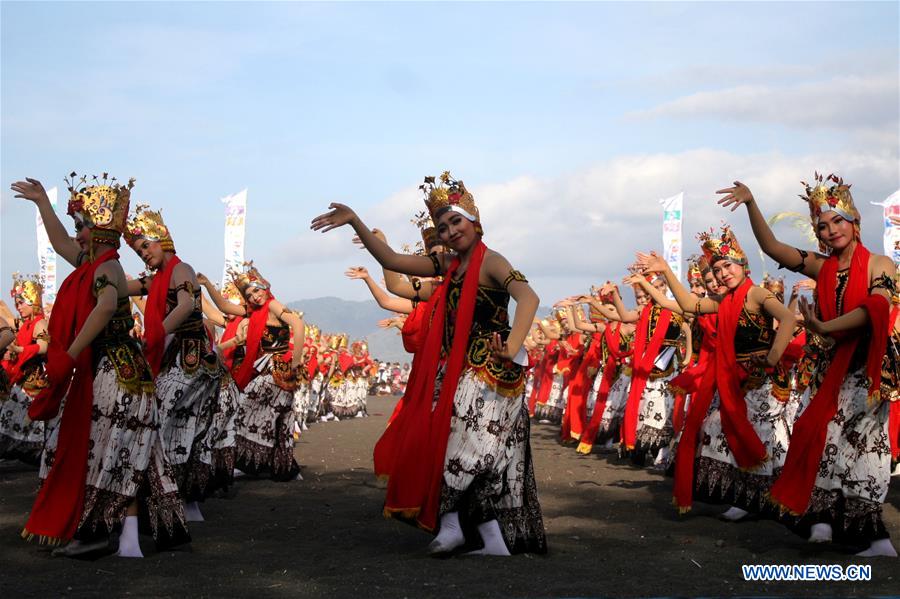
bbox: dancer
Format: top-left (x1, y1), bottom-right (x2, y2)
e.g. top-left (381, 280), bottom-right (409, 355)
top-left (12, 174), bottom-right (187, 558)
top-left (719, 175), bottom-right (898, 556)
top-left (312, 172), bottom-right (546, 555)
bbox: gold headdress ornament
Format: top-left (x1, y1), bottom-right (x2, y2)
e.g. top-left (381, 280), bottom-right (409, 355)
top-left (686, 254), bottom-right (709, 283)
top-left (411, 210), bottom-right (441, 253)
top-left (125, 204), bottom-right (175, 252)
top-left (761, 275), bottom-right (785, 301)
top-left (228, 261), bottom-right (270, 295)
top-left (800, 172), bottom-right (860, 226)
top-left (66, 172), bottom-right (134, 249)
top-left (10, 272), bottom-right (43, 308)
top-left (220, 280), bottom-right (245, 305)
top-left (698, 224), bottom-right (748, 266)
top-left (421, 171), bottom-right (480, 223)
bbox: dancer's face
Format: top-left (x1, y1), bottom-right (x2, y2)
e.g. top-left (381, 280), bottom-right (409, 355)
top-left (711, 259), bottom-right (745, 290)
top-left (703, 272), bottom-right (725, 296)
top-left (73, 216), bottom-right (92, 252)
top-left (651, 277), bottom-right (668, 295)
top-left (634, 287), bottom-right (650, 308)
top-left (245, 286), bottom-right (267, 308)
top-left (816, 212), bottom-right (856, 252)
top-left (14, 297), bottom-right (34, 319)
top-left (436, 211), bottom-right (477, 253)
top-left (131, 238), bottom-right (165, 270)
top-left (689, 279), bottom-right (706, 297)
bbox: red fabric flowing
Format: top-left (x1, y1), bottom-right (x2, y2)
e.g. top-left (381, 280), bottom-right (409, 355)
top-left (713, 278), bottom-right (767, 468)
top-left (338, 351), bottom-right (354, 373)
top-left (233, 298), bottom-right (273, 391)
top-left (770, 243), bottom-right (890, 514)
top-left (670, 314), bottom-right (717, 396)
top-left (402, 301), bottom-right (430, 353)
top-left (142, 255), bottom-right (181, 377)
top-left (219, 316), bottom-right (244, 373)
top-left (376, 241), bottom-right (487, 532)
top-left (1, 314), bottom-right (44, 384)
top-left (529, 341), bottom-right (559, 414)
top-left (889, 308), bottom-right (900, 461)
top-left (621, 305), bottom-right (672, 449)
top-left (579, 323), bottom-right (631, 449)
top-left (23, 250), bottom-right (120, 544)
top-left (562, 333), bottom-right (602, 441)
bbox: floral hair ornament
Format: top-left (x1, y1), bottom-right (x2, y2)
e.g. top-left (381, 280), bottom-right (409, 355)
top-left (125, 204), bottom-right (175, 252)
top-left (10, 272), bottom-right (43, 309)
top-left (761, 275), bottom-right (786, 302)
top-left (421, 171), bottom-right (480, 224)
top-left (411, 210), bottom-right (441, 253)
top-left (800, 172), bottom-right (861, 252)
top-left (698, 223), bottom-right (748, 267)
top-left (686, 255), bottom-right (708, 284)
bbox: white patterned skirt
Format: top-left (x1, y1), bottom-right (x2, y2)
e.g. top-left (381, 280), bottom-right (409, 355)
top-left (534, 373), bottom-right (566, 424)
top-left (330, 377), bottom-right (360, 418)
top-left (207, 375), bottom-right (239, 490)
top-left (0, 385), bottom-right (45, 465)
top-left (438, 368), bottom-right (547, 554)
top-left (592, 373), bottom-right (631, 445)
top-left (40, 356), bottom-right (187, 543)
top-left (634, 370), bottom-right (678, 455)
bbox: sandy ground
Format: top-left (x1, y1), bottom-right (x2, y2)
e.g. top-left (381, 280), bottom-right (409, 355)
top-left (1, 395), bottom-right (898, 598)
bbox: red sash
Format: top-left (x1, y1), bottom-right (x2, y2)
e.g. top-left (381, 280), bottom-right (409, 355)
top-left (220, 316), bottom-right (244, 373)
top-left (23, 250), bottom-right (120, 543)
top-left (562, 332), bottom-right (603, 440)
top-left (143, 255), bottom-right (181, 377)
top-left (770, 243), bottom-right (890, 514)
top-left (621, 305), bottom-right (672, 449)
top-left (889, 307), bottom-right (900, 461)
top-left (233, 297), bottom-right (273, 391)
top-left (376, 241), bottom-right (486, 531)
top-left (579, 323), bottom-right (631, 450)
top-left (2, 314), bottom-right (44, 384)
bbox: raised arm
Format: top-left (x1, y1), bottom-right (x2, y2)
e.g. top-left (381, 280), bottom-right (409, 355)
top-left (65, 262), bottom-right (123, 359)
top-left (717, 181), bottom-right (824, 279)
top-left (273, 302), bottom-right (305, 371)
top-left (346, 267), bottom-right (413, 314)
top-left (198, 272), bottom-right (246, 317)
top-left (201, 294), bottom-right (227, 328)
top-left (11, 178), bottom-right (81, 267)
top-left (605, 285), bottom-right (640, 323)
top-left (624, 273), bottom-right (683, 314)
top-left (311, 203), bottom-right (445, 277)
top-left (635, 252), bottom-right (719, 315)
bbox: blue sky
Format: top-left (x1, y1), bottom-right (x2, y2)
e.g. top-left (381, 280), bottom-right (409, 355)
top-left (2, 1), bottom-right (898, 309)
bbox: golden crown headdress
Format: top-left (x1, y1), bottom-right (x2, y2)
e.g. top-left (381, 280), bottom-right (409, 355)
top-left (228, 261), bottom-right (270, 295)
top-left (10, 272), bottom-right (43, 308)
top-left (698, 224), bottom-right (747, 266)
top-left (66, 172), bottom-right (134, 245)
top-left (761, 275), bottom-right (785, 300)
top-left (686, 254), bottom-right (709, 283)
top-left (411, 210), bottom-right (441, 252)
top-left (420, 171), bottom-right (480, 223)
top-left (219, 280), bottom-right (244, 305)
top-left (800, 172), bottom-right (859, 227)
top-left (125, 204), bottom-right (175, 252)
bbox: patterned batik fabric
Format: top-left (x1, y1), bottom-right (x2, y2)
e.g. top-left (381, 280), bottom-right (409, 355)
top-left (0, 384), bottom-right (45, 465)
top-left (693, 380), bottom-right (790, 514)
top-left (534, 374), bottom-right (566, 424)
top-left (593, 374), bottom-right (631, 445)
top-left (155, 348), bottom-right (222, 501)
top-left (584, 370), bottom-right (603, 417)
top-left (40, 356), bottom-right (187, 542)
top-left (207, 375), bottom-right (239, 491)
top-left (330, 376), bottom-right (360, 418)
top-left (779, 367), bottom-right (892, 546)
top-left (438, 368), bottom-right (547, 555)
top-left (307, 373), bottom-right (324, 420)
top-left (634, 371), bottom-right (678, 456)
top-left (234, 357), bottom-right (300, 481)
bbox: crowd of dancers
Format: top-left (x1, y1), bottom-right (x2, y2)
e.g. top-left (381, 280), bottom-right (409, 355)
top-left (1, 169), bottom-right (898, 560)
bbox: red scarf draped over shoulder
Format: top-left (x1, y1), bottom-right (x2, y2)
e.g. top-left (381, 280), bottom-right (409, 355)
top-left (376, 241), bottom-right (487, 532)
top-left (143, 255), bottom-right (181, 377)
top-left (2, 314), bottom-right (44, 384)
top-left (23, 250), bottom-right (120, 544)
top-left (889, 308), bottom-right (900, 461)
top-left (233, 297), bottom-right (274, 391)
top-left (220, 316), bottom-right (244, 374)
top-left (770, 243), bottom-right (890, 514)
top-left (562, 332), bottom-right (603, 441)
top-left (673, 279), bottom-right (768, 512)
top-left (578, 322), bottom-right (631, 450)
top-left (621, 304), bottom-right (672, 449)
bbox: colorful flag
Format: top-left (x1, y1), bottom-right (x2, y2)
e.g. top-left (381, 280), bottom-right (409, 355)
top-left (221, 189), bottom-right (248, 286)
top-left (659, 192), bottom-right (683, 282)
top-left (36, 187), bottom-right (58, 305)
top-left (872, 190), bottom-right (900, 264)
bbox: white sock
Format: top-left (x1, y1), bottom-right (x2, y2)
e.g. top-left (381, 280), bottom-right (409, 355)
top-left (892, 463), bottom-right (900, 477)
top-left (428, 511), bottom-right (464, 554)
top-left (233, 469), bottom-right (246, 478)
top-left (721, 506), bottom-right (749, 522)
top-left (654, 447), bottom-right (669, 465)
top-left (117, 515), bottom-right (143, 558)
top-left (467, 519), bottom-right (511, 556)
top-left (808, 522), bottom-right (833, 543)
top-left (855, 538), bottom-right (898, 557)
top-left (184, 501), bottom-right (204, 522)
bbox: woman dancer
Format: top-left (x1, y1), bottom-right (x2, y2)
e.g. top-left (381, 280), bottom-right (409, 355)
top-left (12, 174), bottom-right (187, 558)
top-left (203, 262), bottom-right (305, 481)
top-left (312, 172), bottom-right (546, 556)
top-left (719, 175), bottom-right (898, 556)
top-left (125, 205), bottom-right (222, 520)
top-left (0, 274), bottom-right (49, 464)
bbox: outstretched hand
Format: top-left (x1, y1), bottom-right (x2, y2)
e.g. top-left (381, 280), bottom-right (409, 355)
top-left (635, 251), bottom-right (667, 274)
top-left (311, 203), bottom-right (358, 233)
top-left (345, 266), bottom-right (369, 280)
top-left (798, 296), bottom-right (826, 336)
top-left (197, 272), bottom-right (211, 286)
top-left (10, 178), bottom-right (50, 204)
top-left (716, 181), bottom-right (754, 212)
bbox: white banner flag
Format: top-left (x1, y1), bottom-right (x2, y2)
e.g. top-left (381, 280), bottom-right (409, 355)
top-left (872, 190), bottom-right (900, 264)
top-left (659, 192), bottom-right (684, 282)
top-left (221, 189), bottom-right (248, 285)
top-left (36, 187), bottom-right (58, 305)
